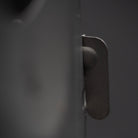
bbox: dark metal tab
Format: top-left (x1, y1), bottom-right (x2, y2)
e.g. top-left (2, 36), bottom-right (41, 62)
top-left (82, 35), bottom-right (109, 120)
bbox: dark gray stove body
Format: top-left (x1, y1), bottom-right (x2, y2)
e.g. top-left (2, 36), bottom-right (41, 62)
top-left (0, 0), bottom-right (84, 138)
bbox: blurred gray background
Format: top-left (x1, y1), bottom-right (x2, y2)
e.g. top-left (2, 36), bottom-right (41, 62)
top-left (81, 0), bottom-right (138, 137)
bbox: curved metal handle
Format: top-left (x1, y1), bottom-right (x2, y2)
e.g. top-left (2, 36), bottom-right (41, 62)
top-left (82, 35), bottom-right (110, 120)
